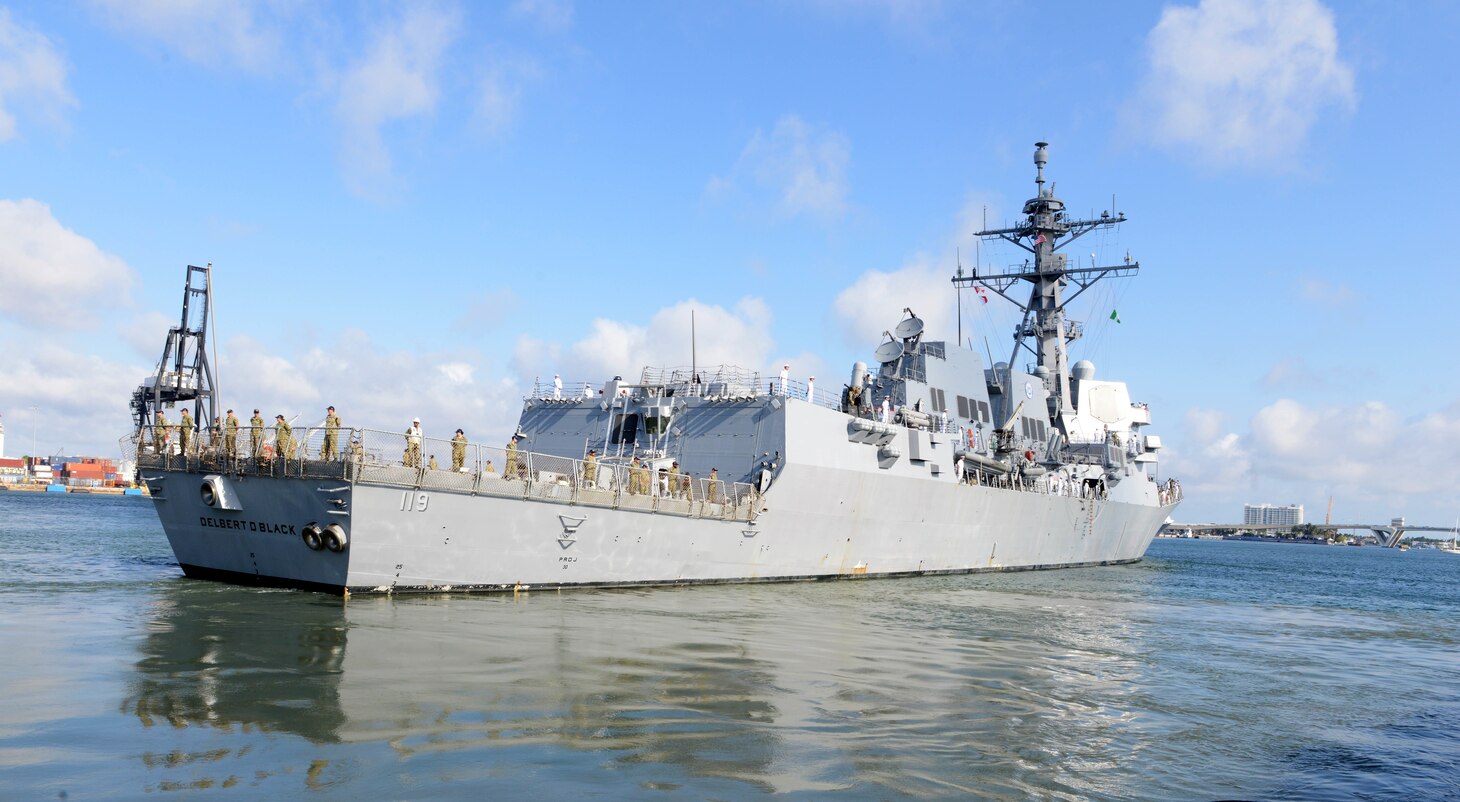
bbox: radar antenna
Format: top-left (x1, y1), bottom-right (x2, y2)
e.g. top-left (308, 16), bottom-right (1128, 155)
top-left (951, 142), bottom-right (1140, 417)
top-left (130, 265), bottom-right (218, 431)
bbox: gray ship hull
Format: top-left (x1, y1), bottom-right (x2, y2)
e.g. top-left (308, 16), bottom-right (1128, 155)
top-left (148, 461), bottom-right (1172, 595)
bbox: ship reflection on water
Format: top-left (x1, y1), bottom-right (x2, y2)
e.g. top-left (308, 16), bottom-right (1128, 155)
top-left (119, 573), bottom-right (1171, 798)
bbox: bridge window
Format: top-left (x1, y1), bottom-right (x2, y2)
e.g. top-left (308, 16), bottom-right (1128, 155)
top-left (610, 413), bottom-right (639, 445)
top-left (956, 395), bottom-right (970, 419)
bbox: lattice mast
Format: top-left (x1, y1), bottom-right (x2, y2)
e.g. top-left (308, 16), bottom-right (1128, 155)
top-left (130, 265), bottom-right (218, 430)
top-left (953, 141), bottom-right (1139, 419)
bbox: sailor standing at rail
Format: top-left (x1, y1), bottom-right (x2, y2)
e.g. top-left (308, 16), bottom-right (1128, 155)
top-left (504, 434), bottom-right (521, 479)
top-left (249, 410), bottom-right (264, 458)
top-left (806, 376), bottom-right (815, 402)
top-left (780, 364), bottom-right (789, 397)
top-left (451, 429), bottom-right (467, 472)
top-left (223, 410), bottom-right (238, 459)
top-left (179, 408), bottom-right (193, 457)
top-left (274, 415), bottom-right (292, 459)
top-left (153, 410), bottom-right (169, 454)
top-left (582, 449), bottom-right (597, 488)
top-left (553, 374), bottom-right (562, 400)
top-left (627, 456), bottom-right (643, 494)
top-left (323, 406), bottom-right (341, 460)
top-left (405, 418), bottom-right (423, 468)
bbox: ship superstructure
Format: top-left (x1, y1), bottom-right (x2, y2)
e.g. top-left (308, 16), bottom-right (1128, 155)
top-left (127, 143), bottom-right (1180, 595)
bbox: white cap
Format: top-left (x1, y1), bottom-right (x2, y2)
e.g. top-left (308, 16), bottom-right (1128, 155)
top-left (412, 417), bottom-right (420, 423)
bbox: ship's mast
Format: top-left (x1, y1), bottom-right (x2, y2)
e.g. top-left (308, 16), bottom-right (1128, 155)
top-left (953, 141), bottom-right (1138, 420)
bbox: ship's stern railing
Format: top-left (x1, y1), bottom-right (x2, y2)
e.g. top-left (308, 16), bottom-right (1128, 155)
top-left (130, 424), bottom-right (362, 481)
top-left (126, 425), bottom-right (763, 521)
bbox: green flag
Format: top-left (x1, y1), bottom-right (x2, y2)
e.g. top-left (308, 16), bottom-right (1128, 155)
top-left (1110, 309), bottom-right (1121, 324)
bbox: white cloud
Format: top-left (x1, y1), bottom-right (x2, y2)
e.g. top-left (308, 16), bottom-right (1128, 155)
top-left (1164, 407), bottom-right (1253, 499)
top-left (222, 335), bottom-right (322, 410)
top-left (212, 328), bottom-right (522, 447)
top-left (334, 7), bottom-right (461, 198)
top-left (832, 192), bottom-right (997, 348)
top-left (1248, 398), bottom-right (1396, 487)
top-left (88, 0), bottom-right (286, 72)
top-left (474, 59), bottom-right (538, 138)
top-left (510, 334), bottom-right (563, 383)
top-left (510, 0), bottom-right (574, 30)
top-left (1166, 397), bottom-right (1460, 523)
top-left (833, 256), bottom-right (955, 348)
top-left (119, 310), bottom-right (176, 357)
top-left (709, 115), bottom-right (851, 221)
top-left (438, 362), bottom-right (474, 385)
top-left (510, 298), bottom-right (777, 388)
top-left (1298, 276), bottom-right (1355, 306)
top-left (0, 199), bottom-right (133, 326)
top-left (1129, 0), bottom-right (1355, 167)
top-left (576, 298), bottom-right (775, 379)
top-left (0, 342), bottom-right (145, 456)
top-left (0, 8), bottom-right (75, 141)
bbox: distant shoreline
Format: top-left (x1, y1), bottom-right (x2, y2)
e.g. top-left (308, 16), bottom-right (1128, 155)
top-left (0, 485), bottom-right (147, 497)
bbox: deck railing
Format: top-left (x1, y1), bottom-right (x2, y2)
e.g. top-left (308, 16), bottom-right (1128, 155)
top-left (125, 426), bottom-right (760, 522)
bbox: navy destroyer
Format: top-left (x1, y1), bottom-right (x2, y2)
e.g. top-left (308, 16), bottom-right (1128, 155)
top-left (126, 142), bottom-right (1181, 594)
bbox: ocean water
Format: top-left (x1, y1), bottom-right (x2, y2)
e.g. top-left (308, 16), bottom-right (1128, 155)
top-left (1, 492), bottom-right (1458, 801)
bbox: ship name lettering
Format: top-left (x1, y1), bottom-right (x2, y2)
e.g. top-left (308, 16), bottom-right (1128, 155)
top-left (198, 516), bottom-right (296, 535)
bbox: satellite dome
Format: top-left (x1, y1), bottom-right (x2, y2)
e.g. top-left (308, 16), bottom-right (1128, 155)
top-left (1072, 360), bottom-right (1096, 381)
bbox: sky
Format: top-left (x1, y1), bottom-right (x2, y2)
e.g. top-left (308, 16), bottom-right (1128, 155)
top-left (1, 0), bottom-right (1458, 526)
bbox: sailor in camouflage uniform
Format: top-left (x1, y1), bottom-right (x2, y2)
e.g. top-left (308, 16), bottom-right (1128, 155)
top-left (323, 406), bottom-right (341, 460)
top-left (250, 410), bottom-right (264, 458)
top-left (451, 429), bottom-right (467, 472)
top-left (178, 409), bottom-right (193, 457)
top-left (153, 410), bottom-right (169, 454)
top-left (274, 415), bottom-right (292, 459)
top-left (223, 410), bottom-right (239, 459)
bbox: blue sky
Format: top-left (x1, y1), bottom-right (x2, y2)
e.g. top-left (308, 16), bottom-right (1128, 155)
top-left (1, 0), bottom-right (1457, 526)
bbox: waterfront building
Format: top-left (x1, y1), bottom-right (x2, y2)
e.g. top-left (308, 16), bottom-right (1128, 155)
top-left (0, 413), bottom-right (5, 457)
top-left (1243, 503), bottom-right (1304, 526)
top-left (0, 458), bottom-right (24, 484)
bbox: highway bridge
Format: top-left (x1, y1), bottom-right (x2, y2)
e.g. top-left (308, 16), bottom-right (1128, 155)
top-left (1164, 521), bottom-right (1456, 548)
